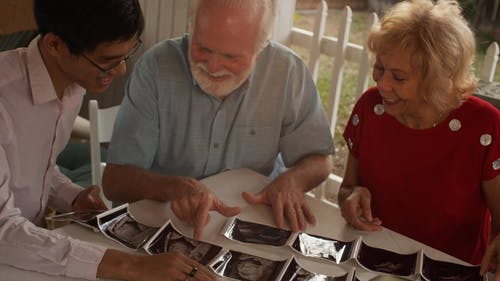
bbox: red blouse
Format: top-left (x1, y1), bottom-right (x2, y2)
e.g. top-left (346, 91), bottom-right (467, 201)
top-left (343, 87), bottom-right (500, 264)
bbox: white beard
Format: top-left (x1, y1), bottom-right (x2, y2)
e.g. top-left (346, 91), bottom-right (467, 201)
top-left (189, 56), bottom-right (253, 98)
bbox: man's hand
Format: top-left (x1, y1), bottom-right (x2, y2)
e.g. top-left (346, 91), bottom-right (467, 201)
top-left (242, 178), bottom-right (315, 232)
top-left (481, 234), bottom-right (500, 281)
top-left (72, 185), bottom-right (108, 212)
top-left (98, 250), bottom-right (216, 281)
top-left (169, 177), bottom-right (241, 240)
top-left (339, 186), bottom-right (382, 231)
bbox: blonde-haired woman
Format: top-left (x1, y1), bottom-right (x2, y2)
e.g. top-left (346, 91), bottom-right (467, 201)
top-left (338, 0), bottom-right (500, 275)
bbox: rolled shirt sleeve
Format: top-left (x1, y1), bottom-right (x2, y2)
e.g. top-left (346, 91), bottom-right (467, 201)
top-left (278, 54), bottom-right (334, 165)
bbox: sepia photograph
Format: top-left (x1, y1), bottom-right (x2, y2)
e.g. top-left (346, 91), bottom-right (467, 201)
top-left (281, 258), bottom-right (347, 281)
top-left (421, 255), bottom-right (481, 281)
top-left (147, 223), bottom-right (222, 265)
top-left (224, 218), bottom-right (292, 246)
top-left (45, 210), bottom-right (102, 231)
top-left (103, 213), bottom-right (159, 249)
top-left (292, 233), bottom-right (353, 264)
top-left (46, 210), bottom-right (102, 223)
top-left (212, 250), bottom-right (286, 281)
top-left (356, 242), bottom-right (417, 276)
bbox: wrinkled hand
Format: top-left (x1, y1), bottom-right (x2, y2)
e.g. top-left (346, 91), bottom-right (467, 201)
top-left (339, 186), bottom-right (381, 231)
top-left (170, 177), bottom-right (241, 240)
top-left (72, 185), bottom-right (108, 212)
top-left (242, 179), bottom-right (315, 232)
top-left (130, 252), bottom-right (216, 281)
top-left (481, 234), bottom-right (500, 281)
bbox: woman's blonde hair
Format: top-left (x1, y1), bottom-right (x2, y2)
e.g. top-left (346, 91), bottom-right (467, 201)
top-left (188, 0), bottom-right (274, 53)
top-left (367, 0), bottom-right (477, 112)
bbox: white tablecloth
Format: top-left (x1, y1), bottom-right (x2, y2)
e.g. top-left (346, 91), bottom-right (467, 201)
top-left (0, 169), bottom-right (467, 281)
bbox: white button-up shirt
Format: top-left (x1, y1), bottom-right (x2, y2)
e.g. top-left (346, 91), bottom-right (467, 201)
top-left (0, 38), bottom-right (105, 280)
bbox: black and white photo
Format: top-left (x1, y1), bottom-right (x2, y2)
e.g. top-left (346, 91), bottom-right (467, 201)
top-left (281, 258), bottom-right (347, 281)
top-left (103, 213), bottom-right (159, 249)
top-left (421, 255), bottom-right (481, 281)
top-left (147, 223), bottom-right (222, 265)
top-left (224, 217), bottom-right (292, 246)
top-left (356, 242), bottom-right (417, 276)
top-left (212, 250), bottom-right (286, 281)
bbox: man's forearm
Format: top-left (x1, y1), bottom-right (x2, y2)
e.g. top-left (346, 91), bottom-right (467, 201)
top-left (279, 154), bottom-right (332, 192)
top-left (102, 163), bottom-right (182, 203)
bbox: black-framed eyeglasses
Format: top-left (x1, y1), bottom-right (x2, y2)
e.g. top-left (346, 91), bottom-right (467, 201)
top-left (81, 39), bottom-right (142, 74)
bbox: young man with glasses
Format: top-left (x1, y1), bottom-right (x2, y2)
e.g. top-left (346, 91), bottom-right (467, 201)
top-left (0, 0), bottom-right (215, 280)
top-left (81, 39), bottom-right (143, 75)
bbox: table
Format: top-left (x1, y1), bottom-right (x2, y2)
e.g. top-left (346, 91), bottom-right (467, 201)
top-left (0, 169), bottom-right (469, 281)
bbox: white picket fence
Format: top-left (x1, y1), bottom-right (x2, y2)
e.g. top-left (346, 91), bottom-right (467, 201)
top-left (288, 0), bottom-right (500, 201)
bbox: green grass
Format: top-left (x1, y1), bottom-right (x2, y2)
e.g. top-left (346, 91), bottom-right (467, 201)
top-left (292, 9), bottom-right (500, 177)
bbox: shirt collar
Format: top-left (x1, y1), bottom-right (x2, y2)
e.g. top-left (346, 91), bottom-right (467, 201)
top-left (26, 36), bottom-right (85, 105)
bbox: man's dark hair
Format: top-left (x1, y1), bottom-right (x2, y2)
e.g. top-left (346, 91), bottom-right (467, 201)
top-left (34, 0), bottom-right (144, 54)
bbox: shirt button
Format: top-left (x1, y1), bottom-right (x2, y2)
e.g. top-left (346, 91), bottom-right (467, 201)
top-left (493, 159), bottom-right (500, 171)
top-left (448, 119), bottom-right (461, 132)
top-left (214, 143), bottom-right (219, 148)
top-left (373, 104), bottom-right (384, 115)
top-left (352, 114), bottom-right (359, 126)
top-left (480, 134), bottom-right (492, 146)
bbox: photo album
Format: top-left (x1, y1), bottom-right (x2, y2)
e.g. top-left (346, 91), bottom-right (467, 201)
top-left (47, 204), bottom-right (482, 281)
top-left (46, 204), bottom-right (225, 263)
top-left (221, 217), bottom-right (482, 281)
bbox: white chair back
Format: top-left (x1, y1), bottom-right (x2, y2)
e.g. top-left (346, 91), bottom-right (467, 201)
top-left (89, 99), bottom-right (120, 208)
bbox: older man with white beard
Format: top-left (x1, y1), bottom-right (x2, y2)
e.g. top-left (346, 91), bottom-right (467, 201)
top-left (103, 0), bottom-right (335, 240)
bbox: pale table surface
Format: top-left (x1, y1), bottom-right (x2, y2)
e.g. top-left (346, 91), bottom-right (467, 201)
top-left (0, 169), bottom-right (468, 281)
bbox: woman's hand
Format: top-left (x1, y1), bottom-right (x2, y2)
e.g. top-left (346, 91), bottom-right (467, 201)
top-left (339, 186), bottom-right (382, 231)
top-left (481, 234), bottom-right (500, 281)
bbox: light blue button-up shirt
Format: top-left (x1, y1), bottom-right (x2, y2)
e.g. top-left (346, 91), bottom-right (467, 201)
top-left (108, 35), bottom-right (334, 179)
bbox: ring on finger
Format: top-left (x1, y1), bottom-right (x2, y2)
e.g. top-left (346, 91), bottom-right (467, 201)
top-left (189, 266), bottom-right (198, 277)
top-left (185, 266), bottom-right (198, 280)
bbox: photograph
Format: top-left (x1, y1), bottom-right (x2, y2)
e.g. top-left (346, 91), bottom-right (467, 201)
top-left (46, 210), bottom-right (102, 222)
top-left (356, 242), bottom-right (417, 276)
top-left (421, 255), bottom-right (481, 281)
top-left (147, 223), bottom-right (222, 265)
top-left (103, 213), bottom-right (159, 249)
top-left (45, 210), bottom-right (102, 231)
top-left (291, 233), bottom-right (353, 264)
top-left (212, 250), bottom-right (286, 281)
top-left (224, 217), bottom-right (292, 246)
top-left (363, 275), bottom-right (410, 281)
top-left (281, 258), bottom-right (348, 281)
